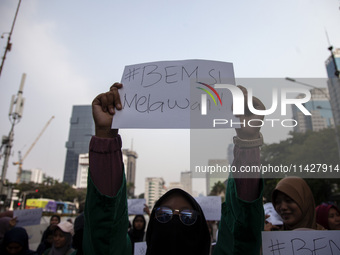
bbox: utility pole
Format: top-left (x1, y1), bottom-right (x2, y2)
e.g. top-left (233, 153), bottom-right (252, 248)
top-left (0, 0), bottom-right (22, 77)
top-left (0, 73), bottom-right (26, 195)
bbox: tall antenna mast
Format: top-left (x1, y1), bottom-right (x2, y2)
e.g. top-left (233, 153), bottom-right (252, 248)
top-left (325, 29), bottom-right (331, 46)
top-left (0, 0), bottom-right (22, 78)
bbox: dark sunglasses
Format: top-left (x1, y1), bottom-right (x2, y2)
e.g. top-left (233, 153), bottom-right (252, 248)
top-left (154, 206), bottom-right (199, 226)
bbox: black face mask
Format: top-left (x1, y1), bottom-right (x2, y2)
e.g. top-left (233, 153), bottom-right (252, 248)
top-left (145, 189), bottom-right (211, 255)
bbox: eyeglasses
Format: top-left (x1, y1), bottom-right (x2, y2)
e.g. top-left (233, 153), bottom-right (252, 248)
top-left (154, 206), bottom-right (199, 226)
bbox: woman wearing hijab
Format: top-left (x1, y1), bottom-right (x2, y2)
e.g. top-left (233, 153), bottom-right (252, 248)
top-left (0, 216), bottom-right (17, 245)
top-left (0, 227), bottom-right (37, 255)
top-left (83, 83), bottom-right (265, 255)
top-left (146, 189), bottom-right (211, 254)
top-left (272, 176), bottom-right (324, 230)
top-left (37, 215), bottom-right (61, 255)
top-left (128, 215), bottom-right (146, 253)
top-left (43, 221), bottom-right (76, 255)
top-left (316, 203), bottom-right (340, 230)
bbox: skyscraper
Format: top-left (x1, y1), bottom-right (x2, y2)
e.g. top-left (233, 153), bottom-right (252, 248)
top-left (326, 48), bottom-right (340, 126)
top-left (145, 177), bottom-right (166, 208)
top-left (122, 149), bottom-right (138, 197)
top-left (76, 153), bottom-right (89, 189)
top-left (63, 105), bottom-right (94, 185)
top-left (291, 88), bottom-right (333, 133)
top-left (180, 171), bottom-right (192, 195)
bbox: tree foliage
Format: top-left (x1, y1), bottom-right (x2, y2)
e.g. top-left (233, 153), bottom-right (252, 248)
top-left (209, 181), bottom-right (226, 202)
top-left (261, 128), bottom-right (340, 205)
top-left (14, 177), bottom-right (87, 204)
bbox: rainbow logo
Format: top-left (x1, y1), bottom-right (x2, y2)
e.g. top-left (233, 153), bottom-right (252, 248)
top-left (196, 82), bottom-right (222, 106)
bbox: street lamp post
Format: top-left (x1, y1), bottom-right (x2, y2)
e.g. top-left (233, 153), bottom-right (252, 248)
top-left (0, 0), bottom-right (22, 77)
top-left (285, 77), bottom-right (340, 161)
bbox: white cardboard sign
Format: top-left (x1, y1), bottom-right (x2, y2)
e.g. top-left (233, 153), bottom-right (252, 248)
top-left (195, 196), bottom-right (222, 221)
top-left (128, 199), bottom-right (146, 215)
top-left (264, 202), bottom-right (283, 226)
top-left (262, 230), bottom-right (340, 255)
top-left (14, 208), bottom-right (43, 227)
top-left (113, 59), bottom-right (237, 128)
top-left (134, 242), bottom-right (147, 255)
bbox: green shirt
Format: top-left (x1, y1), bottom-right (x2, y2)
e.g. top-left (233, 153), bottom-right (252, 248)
top-left (213, 177), bottom-right (264, 255)
top-left (83, 173), bottom-right (131, 255)
top-left (83, 172), bottom-right (263, 255)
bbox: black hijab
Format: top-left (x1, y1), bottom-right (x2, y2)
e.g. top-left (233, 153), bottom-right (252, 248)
top-left (1, 227), bottom-right (36, 255)
top-left (128, 215), bottom-right (146, 243)
top-left (146, 188), bottom-right (211, 255)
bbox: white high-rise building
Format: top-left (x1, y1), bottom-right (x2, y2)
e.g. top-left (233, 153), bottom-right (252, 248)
top-left (180, 171), bottom-right (192, 195)
top-left (76, 153), bottom-right (89, 188)
top-left (31, 168), bottom-right (44, 184)
top-left (145, 177), bottom-right (166, 209)
top-left (19, 168), bottom-right (44, 184)
top-left (168, 182), bottom-right (183, 191)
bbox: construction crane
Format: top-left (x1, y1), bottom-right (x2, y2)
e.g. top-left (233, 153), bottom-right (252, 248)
top-left (13, 116), bottom-right (55, 184)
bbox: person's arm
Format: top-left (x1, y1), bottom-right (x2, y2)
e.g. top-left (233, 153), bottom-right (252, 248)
top-left (90, 82), bottom-right (123, 196)
top-left (232, 85), bottom-right (264, 201)
top-left (213, 86), bottom-right (265, 255)
top-left (83, 83), bottom-right (131, 255)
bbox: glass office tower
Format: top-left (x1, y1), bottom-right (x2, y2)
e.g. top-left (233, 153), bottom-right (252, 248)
top-left (326, 48), bottom-right (340, 125)
top-left (63, 105), bottom-right (94, 185)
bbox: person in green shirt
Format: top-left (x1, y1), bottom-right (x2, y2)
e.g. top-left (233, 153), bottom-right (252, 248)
top-left (84, 83), bottom-right (265, 255)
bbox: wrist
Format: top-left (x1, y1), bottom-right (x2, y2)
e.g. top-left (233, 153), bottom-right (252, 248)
top-left (95, 127), bottom-right (118, 138)
top-left (233, 132), bottom-right (263, 148)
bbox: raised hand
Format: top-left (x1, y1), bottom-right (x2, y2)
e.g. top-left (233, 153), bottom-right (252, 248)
top-left (92, 83), bottom-right (123, 138)
top-left (235, 85), bottom-right (265, 140)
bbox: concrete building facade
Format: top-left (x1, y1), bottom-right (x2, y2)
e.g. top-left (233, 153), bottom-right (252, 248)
top-left (145, 177), bottom-right (166, 209)
top-left (326, 48), bottom-right (340, 126)
top-left (292, 88), bottom-right (333, 133)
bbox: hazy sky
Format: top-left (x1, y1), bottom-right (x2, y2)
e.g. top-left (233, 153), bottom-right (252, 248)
top-left (0, 0), bottom-right (339, 196)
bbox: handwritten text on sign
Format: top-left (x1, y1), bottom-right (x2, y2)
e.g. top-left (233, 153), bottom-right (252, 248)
top-left (134, 242), bottom-right (147, 255)
top-left (195, 196), bottom-right (221, 221)
top-left (262, 230), bottom-right (340, 255)
top-left (128, 199), bottom-right (146, 215)
top-left (113, 60), bottom-right (237, 128)
top-left (14, 208), bottom-right (43, 227)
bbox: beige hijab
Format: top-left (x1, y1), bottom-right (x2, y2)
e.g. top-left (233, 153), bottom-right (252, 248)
top-left (272, 176), bottom-right (322, 230)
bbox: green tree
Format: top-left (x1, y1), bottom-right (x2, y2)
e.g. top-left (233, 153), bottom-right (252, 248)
top-left (261, 128), bottom-right (340, 205)
top-left (14, 180), bottom-right (86, 204)
top-left (209, 181), bottom-right (226, 202)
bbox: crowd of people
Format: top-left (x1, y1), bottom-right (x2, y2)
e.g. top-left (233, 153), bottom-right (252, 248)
top-left (0, 212), bottom-right (84, 255)
top-left (0, 83), bottom-right (339, 255)
top-left (83, 83), bottom-right (340, 254)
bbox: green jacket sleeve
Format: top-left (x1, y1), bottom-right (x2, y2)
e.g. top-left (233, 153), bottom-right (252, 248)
top-left (83, 170), bottom-right (131, 255)
top-left (213, 176), bottom-right (264, 255)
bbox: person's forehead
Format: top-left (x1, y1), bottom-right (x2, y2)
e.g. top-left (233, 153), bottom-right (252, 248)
top-left (276, 191), bottom-right (291, 200)
top-left (159, 193), bottom-right (194, 210)
top-left (7, 242), bottom-right (21, 248)
top-left (329, 207), bottom-right (339, 214)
